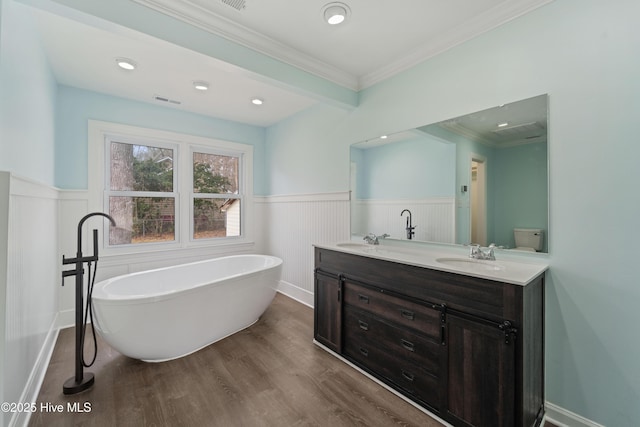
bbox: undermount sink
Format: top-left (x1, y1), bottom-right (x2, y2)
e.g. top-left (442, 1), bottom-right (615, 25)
top-left (436, 257), bottom-right (506, 272)
top-left (336, 242), bottom-right (374, 250)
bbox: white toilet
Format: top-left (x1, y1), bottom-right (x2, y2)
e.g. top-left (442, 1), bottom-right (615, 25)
top-left (513, 228), bottom-right (544, 252)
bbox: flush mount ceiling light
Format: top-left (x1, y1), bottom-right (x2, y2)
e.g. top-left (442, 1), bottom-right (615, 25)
top-left (115, 57), bottom-right (137, 71)
top-left (322, 2), bottom-right (350, 25)
top-left (251, 98), bottom-right (264, 105)
top-left (193, 81), bottom-right (209, 91)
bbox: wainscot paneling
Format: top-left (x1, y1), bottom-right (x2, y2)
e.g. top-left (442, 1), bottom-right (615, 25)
top-left (0, 173), bottom-right (59, 427)
top-left (57, 191), bottom-right (260, 328)
top-left (352, 198), bottom-right (455, 244)
top-left (257, 192), bottom-right (350, 307)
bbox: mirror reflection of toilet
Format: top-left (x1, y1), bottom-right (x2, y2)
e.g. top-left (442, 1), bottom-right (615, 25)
top-left (513, 228), bottom-right (544, 252)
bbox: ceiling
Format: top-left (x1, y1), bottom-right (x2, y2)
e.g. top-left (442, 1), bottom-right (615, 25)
top-left (429, 94), bottom-right (548, 147)
top-left (356, 94), bottom-right (548, 149)
top-left (30, 0), bottom-right (552, 127)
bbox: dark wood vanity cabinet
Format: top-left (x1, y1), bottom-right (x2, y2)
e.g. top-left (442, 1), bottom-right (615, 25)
top-left (446, 313), bottom-right (516, 427)
top-left (314, 247), bottom-right (545, 427)
top-left (313, 271), bottom-right (342, 353)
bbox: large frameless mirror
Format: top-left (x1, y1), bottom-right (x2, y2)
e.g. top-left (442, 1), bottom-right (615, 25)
top-left (350, 94), bottom-right (549, 253)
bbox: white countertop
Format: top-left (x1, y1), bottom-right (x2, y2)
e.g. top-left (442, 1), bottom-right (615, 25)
top-left (314, 241), bottom-right (549, 286)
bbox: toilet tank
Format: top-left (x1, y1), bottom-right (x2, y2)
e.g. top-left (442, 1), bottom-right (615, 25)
top-left (514, 228), bottom-right (544, 251)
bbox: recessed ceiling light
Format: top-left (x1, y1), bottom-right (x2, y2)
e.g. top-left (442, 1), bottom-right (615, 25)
top-left (322, 2), bottom-right (350, 25)
top-left (380, 135), bottom-right (388, 139)
top-left (115, 58), bottom-right (136, 71)
top-left (193, 81), bottom-right (209, 91)
top-left (251, 98), bottom-right (264, 105)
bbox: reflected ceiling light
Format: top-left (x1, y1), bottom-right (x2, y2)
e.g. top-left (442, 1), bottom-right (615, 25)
top-left (322, 2), bottom-right (350, 25)
top-left (498, 122), bottom-right (509, 127)
top-left (380, 135), bottom-right (388, 139)
top-left (115, 57), bottom-right (137, 70)
top-left (193, 81), bottom-right (209, 91)
top-left (251, 98), bottom-right (264, 105)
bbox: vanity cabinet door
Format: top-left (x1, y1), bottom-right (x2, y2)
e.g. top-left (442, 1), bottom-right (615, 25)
top-left (314, 271), bottom-right (342, 353)
top-left (446, 314), bottom-right (516, 427)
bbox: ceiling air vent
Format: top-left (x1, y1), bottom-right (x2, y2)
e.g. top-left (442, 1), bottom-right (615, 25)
top-left (220, 0), bottom-right (247, 12)
top-left (154, 95), bottom-right (181, 105)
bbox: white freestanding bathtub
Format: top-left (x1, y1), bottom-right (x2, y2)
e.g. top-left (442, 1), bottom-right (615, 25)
top-left (92, 254), bottom-right (282, 362)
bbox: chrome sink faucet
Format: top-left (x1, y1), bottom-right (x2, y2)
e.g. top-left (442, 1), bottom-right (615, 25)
top-left (363, 233), bottom-right (389, 245)
top-left (469, 243), bottom-right (497, 260)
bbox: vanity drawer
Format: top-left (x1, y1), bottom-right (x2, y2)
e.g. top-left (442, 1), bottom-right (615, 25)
top-left (344, 280), bottom-right (441, 340)
top-left (343, 322), bottom-right (442, 410)
top-left (343, 307), bottom-right (441, 376)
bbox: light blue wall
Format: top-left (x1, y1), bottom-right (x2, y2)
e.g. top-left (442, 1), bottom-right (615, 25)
top-left (351, 136), bottom-right (455, 199)
top-left (0, 0), bottom-right (56, 185)
top-left (0, 2), bottom-right (58, 424)
top-left (420, 125), bottom-right (497, 245)
top-left (421, 124), bottom-right (548, 249)
top-left (264, 0), bottom-right (640, 425)
top-left (264, 103), bottom-right (352, 195)
top-left (55, 86), bottom-right (267, 194)
top-left (493, 142), bottom-right (548, 250)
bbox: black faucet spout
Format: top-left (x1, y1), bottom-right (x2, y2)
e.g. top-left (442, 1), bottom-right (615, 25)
top-left (76, 212), bottom-right (116, 257)
top-left (400, 209), bottom-right (415, 240)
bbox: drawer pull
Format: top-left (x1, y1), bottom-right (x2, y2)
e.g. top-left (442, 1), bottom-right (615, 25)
top-left (400, 309), bottom-right (415, 320)
top-left (401, 339), bottom-right (415, 352)
top-left (401, 370), bottom-right (415, 382)
top-left (359, 347), bottom-right (369, 357)
top-left (358, 294), bottom-right (370, 304)
top-left (358, 320), bottom-right (369, 331)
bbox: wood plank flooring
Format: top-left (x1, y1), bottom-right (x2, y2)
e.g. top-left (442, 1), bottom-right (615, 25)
top-left (30, 293), bottom-right (447, 427)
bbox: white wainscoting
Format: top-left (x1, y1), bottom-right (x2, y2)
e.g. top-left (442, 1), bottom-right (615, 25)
top-left (0, 173), bottom-right (60, 427)
top-left (0, 179), bottom-right (603, 427)
top-left (352, 198), bottom-right (455, 244)
top-left (257, 192), bottom-right (350, 307)
top-left (56, 192), bottom-right (260, 328)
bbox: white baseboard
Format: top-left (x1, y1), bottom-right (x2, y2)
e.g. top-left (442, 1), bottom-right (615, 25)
top-left (57, 309), bottom-right (76, 329)
top-left (544, 401), bottom-right (605, 427)
top-left (276, 280), bottom-right (313, 308)
top-left (11, 318), bottom-right (59, 427)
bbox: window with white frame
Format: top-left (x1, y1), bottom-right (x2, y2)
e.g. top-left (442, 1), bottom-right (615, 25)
top-left (90, 121), bottom-right (252, 251)
top-left (191, 148), bottom-right (242, 240)
top-left (106, 138), bottom-right (178, 245)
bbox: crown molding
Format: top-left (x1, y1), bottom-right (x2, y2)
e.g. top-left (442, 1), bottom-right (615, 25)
top-left (360, 0), bottom-right (555, 89)
top-left (132, 0), bottom-right (553, 92)
top-left (131, 0), bottom-right (359, 90)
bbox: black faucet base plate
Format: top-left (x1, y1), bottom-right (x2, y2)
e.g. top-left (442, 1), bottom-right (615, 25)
top-left (63, 372), bottom-right (94, 395)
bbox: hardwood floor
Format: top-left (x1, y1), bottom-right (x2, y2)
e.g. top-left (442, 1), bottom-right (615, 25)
top-left (30, 293), bottom-right (447, 427)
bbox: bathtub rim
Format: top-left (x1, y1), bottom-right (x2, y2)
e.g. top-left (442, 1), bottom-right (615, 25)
top-left (92, 254), bottom-right (282, 305)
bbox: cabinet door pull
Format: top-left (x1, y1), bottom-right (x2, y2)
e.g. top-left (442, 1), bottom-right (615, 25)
top-left (401, 339), bottom-right (415, 352)
top-left (401, 370), bottom-right (415, 382)
top-left (358, 320), bottom-right (369, 331)
top-left (400, 309), bottom-right (415, 320)
top-left (359, 347), bottom-right (369, 357)
top-left (358, 294), bottom-right (370, 304)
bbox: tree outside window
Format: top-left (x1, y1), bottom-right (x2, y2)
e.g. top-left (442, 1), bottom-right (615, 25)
top-left (108, 141), bottom-right (175, 245)
top-left (106, 139), bottom-right (244, 246)
top-left (192, 152), bottom-right (241, 239)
